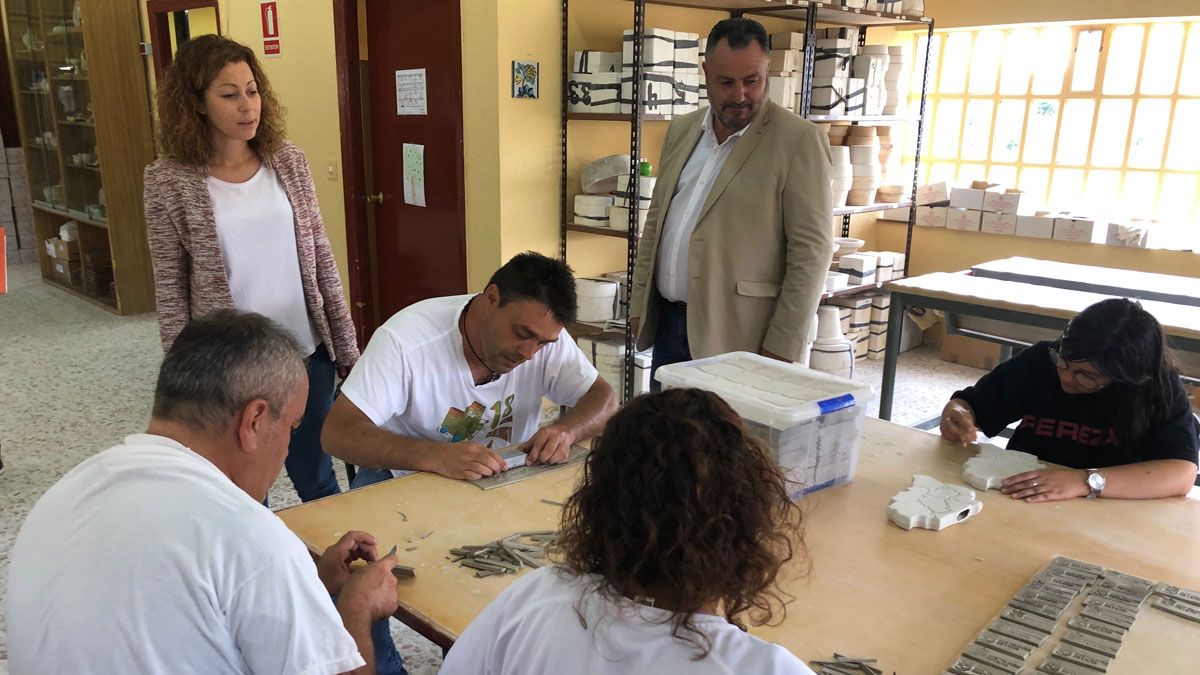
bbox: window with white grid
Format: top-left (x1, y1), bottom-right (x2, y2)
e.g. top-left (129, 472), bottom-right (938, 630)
top-left (902, 20), bottom-right (1200, 249)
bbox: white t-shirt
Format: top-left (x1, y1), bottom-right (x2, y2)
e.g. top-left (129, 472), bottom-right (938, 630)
top-left (340, 295), bottom-right (598, 477)
top-left (440, 566), bottom-right (815, 675)
top-left (5, 434), bottom-right (364, 675)
top-left (208, 164), bottom-right (320, 355)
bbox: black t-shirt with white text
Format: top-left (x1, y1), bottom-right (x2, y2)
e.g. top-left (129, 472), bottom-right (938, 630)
top-left (953, 342), bottom-right (1199, 469)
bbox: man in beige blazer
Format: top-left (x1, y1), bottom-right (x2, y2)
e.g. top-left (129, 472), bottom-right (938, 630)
top-left (630, 17), bottom-right (832, 384)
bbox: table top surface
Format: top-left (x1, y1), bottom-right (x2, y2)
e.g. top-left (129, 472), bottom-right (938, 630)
top-left (888, 272), bottom-right (1200, 341)
top-left (277, 418), bottom-right (1200, 672)
top-left (969, 254), bottom-right (1200, 296)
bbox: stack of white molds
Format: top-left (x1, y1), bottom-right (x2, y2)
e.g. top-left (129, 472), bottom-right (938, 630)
top-left (846, 126), bottom-right (881, 205)
top-left (829, 145), bottom-right (852, 208)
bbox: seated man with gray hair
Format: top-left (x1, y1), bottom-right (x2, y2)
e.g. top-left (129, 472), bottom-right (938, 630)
top-left (6, 311), bottom-right (401, 674)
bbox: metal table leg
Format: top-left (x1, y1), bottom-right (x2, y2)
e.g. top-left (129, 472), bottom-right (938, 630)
top-left (879, 290), bottom-right (905, 421)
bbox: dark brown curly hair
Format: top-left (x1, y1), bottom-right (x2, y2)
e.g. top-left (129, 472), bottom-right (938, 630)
top-left (154, 35), bottom-right (286, 166)
top-left (556, 388), bottom-right (806, 658)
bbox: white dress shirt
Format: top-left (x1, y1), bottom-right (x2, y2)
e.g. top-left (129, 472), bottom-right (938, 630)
top-left (655, 110), bottom-right (750, 303)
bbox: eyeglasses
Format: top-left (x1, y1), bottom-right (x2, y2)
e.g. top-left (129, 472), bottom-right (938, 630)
top-left (1048, 342), bottom-right (1110, 392)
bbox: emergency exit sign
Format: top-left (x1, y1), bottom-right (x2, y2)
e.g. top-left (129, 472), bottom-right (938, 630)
top-left (261, 2), bottom-right (280, 57)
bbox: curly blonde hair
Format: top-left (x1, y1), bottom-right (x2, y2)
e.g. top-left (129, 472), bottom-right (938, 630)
top-left (155, 35), bottom-right (286, 166)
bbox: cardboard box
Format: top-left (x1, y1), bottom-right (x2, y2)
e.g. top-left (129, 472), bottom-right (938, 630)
top-left (980, 211), bottom-right (1017, 236)
top-left (814, 39), bottom-right (852, 78)
top-left (673, 32), bottom-right (700, 73)
top-left (844, 78), bottom-right (866, 116)
top-left (620, 68), bottom-right (675, 115)
top-left (573, 50), bottom-right (621, 74)
top-left (50, 255), bottom-right (81, 286)
top-left (672, 73), bottom-right (700, 115)
top-left (915, 205), bottom-right (948, 228)
top-left (769, 31), bottom-right (806, 50)
top-left (940, 332), bottom-right (1002, 371)
top-left (915, 181), bottom-right (950, 205)
top-left (852, 55), bottom-right (886, 87)
top-left (1054, 216), bottom-right (1104, 243)
top-left (768, 74), bottom-right (798, 109)
top-left (982, 189), bottom-right (1024, 214)
top-left (810, 77), bottom-right (848, 115)
top-left (568, 72), bottom-right (622, 113)
top-left (1106, 220), bottom-right (1151, 248)
top-left (946, 208), bottom-right (983, 232)
top-left (622, 28), bottom-right (676, 69)
top-left (44, 237), bottom-right (80, 260)
top-left (1015, 214), bottom-right (1055, 239)
top-left (768, 49), bottom-right (804, 73)
top-left (949, 181), bottom-right (1005, 210)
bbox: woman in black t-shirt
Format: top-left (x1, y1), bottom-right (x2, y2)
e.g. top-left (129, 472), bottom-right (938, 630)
top-left (940, 298), bottom-right (1198, 502)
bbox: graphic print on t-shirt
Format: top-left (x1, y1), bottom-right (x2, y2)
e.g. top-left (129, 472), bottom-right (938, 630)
top-left (438, 394), bottom-right (516, 447)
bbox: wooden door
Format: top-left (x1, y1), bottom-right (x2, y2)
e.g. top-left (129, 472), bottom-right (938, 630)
top-left (364, 0), bottom-right (468, 318)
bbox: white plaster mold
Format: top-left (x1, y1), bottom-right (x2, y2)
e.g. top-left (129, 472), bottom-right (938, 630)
top-left (889, 474), bottom-right (983, 531)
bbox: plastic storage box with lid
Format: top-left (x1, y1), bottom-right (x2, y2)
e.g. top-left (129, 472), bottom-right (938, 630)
top-left (655, 352), bottom-right (874, 499)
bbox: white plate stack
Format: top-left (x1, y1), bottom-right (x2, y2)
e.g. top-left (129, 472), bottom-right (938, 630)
top-left (829, 145), bottom-right (851, 208)
top-left (883, 45), bottom-right (909, 116)
top-left (846, 126), bottom-right (881, 205)
top-left (575, 194), bottom-right (614, 228)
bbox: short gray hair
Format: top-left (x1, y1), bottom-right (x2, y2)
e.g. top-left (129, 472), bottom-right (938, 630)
top-left (153, 310), bottom-right (307, 432)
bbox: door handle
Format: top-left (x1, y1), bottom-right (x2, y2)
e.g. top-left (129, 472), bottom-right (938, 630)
top-left (366, 192), bottom-right (384, 204)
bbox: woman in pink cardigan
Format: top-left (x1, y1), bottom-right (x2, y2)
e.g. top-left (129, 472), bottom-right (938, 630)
top-left (144, 35), bottom-right (359, 504)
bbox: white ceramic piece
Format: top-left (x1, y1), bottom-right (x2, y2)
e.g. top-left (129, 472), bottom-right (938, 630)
top-left (962, 446), bottom-right (1044, 491)
top-left (889, 474), bottom-right (983, 531)
top-left (809, 337), bottom-right (854, 379)
top-left (833, 237), bottom-right (865, 257)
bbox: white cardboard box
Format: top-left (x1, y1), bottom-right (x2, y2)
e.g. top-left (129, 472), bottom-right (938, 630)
top-left (814, 39), bottom-right (853, 78)
top-left (915, 182), bottom-right (950, 205)
top-left (568, 72), bottom-right (621, 113)
top-left (673, 32), bottom-right (700, 73)
top-left (672, 72), bottom-right (700, 115)
top-left (852, 55), bottom-right (886, 87)
top-left (1053, 216), bottom-right (1104, 243)
top-left (620, 68), bottom-right (675, 115)
top-left (573, 50), bottom-right (622, 74)
top-left (949, 181), bottom-right (1005, 210)
top-left (768, 75), bottom-right (799, 109)
top-left (1106, 221), bottom-right (1151, 248)
top-left (770, 31), bottom-right (806, 50)
top-left (1015, 214), bottom-right (1055, 239)
top-left (844, 78), bottom-right (866, 116)
top-left (768, 49), bottom-right (804, 73)
top-left (981, 189), bottom-right (1024, 214)
top-left (623, 28), bottom-right (676, 69)
top-left (946, 208), bottom-right (983, 232)
top-left (980, 211), bottom-right (1017, 236)
top-left (915, 206), bottom-right (948, 228)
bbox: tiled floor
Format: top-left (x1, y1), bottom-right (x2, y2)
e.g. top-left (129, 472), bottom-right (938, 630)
top-left (0, 261), bottom-right (985, 671)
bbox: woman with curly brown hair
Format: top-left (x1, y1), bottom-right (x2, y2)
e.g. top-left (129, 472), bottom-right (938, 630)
top-left (143, 35), bottom-right (359, 505)
top-left (441, 388), bottom-right (813, 674)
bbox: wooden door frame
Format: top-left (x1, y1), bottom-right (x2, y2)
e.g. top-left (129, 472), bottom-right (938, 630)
top-left (331, 0), bottom-right (375, 346)
top-left (145, 0), bottom-right (221, 79)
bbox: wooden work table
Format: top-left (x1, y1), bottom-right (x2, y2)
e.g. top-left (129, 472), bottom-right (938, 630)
top-left (277, 418), bottom-right (1200, 671)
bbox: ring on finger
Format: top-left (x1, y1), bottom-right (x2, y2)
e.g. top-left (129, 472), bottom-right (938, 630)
top-left (1031, 479), bottom-right (1039, 488)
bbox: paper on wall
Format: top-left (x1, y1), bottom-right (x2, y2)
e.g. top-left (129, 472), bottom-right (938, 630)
top-left (403, 143), bottom-right (426, 207)
top-left (395, 68), bottom-right (427, 116)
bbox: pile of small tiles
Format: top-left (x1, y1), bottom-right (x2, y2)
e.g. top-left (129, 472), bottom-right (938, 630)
top-left (948, 555), bottom-right (1200, 675)
top-left (448, 531), bottom-right (556, 578)
top-left (809, 654), bottom-right (887, 675)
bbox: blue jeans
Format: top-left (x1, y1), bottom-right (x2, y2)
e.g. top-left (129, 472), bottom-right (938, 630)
top-left (331, 594), bottom-right (407, 675)
top-left (350, 467), bottom-right (396, 490)
top-left (285, 344), bottom-right (342, 502)
top-left (649, 295), bottom-right (692, 392)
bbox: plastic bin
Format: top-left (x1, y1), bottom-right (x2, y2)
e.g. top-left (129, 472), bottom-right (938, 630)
top-left (655, 352), bottom-right (874, 498)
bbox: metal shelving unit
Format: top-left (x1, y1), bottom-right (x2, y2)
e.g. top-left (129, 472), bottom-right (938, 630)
top-left (560, 0), bottom-right (934, 401)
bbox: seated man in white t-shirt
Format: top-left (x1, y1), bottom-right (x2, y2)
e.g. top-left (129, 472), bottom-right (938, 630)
top-left (324, 251), bottom-right (618, 486)
top-left (6, 311), bottom-right (400, 675)
top-left (440, 388), bottom-right (815, 675)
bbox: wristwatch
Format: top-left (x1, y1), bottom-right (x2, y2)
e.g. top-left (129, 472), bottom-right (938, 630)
top-left (1085, 469), bottom-right (1106, 498)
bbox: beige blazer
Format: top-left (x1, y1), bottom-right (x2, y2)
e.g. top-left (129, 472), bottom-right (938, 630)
top-left (630, 100), bottom-right (833, 361)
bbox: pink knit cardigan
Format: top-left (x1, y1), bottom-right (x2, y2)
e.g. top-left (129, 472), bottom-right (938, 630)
top-left (143, 141), bottom-right (360, 367)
